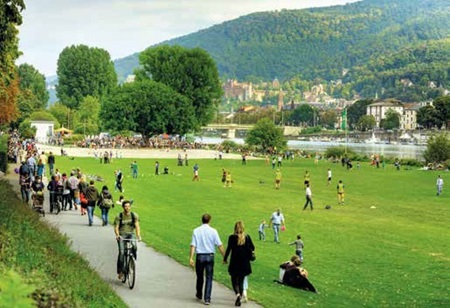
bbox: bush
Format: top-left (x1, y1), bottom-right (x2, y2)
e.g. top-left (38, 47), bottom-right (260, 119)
top-left (220, 140), bottom-right (238, 152)
top-left (324, 146), bottom-right (356, 159)
top-left (62, 134), bottom-right (84, 145)
top-left (300, 126), bottom-right (322, 135)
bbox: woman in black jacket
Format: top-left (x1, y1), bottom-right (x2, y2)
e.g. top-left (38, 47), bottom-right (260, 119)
top-left (224, 221), bottom-right (255, 306)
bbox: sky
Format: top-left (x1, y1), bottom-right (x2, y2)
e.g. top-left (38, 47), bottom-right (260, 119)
top-left (17, 0), bottom-right (359, 77)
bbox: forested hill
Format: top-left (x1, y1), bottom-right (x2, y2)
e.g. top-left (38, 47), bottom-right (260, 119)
top-left (114, 0), bottom-right (450, 101)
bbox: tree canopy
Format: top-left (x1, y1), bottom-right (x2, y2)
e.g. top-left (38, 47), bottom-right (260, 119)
top-left (245, 118), bottom-right (287, 152)
top-left (0, 0), bottom-right (25, 126)
top-left (137, 45), bottom-right (223, 128)
top-left (380, 109), bottom-right (400, 130)
top-left (347, 99), bottom-right (374, 130)
top-left (288, 104), bottom-right (314, 126)
top-left (100, 79), bottom-right (196, 136)
top-left (423, 133), bottom-right (450, 164)
top-left (56, 44), bottom-right (117, 109)
top-left (17, 64), bottom-right (48, 107)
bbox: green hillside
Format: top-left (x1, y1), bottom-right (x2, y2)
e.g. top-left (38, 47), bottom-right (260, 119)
top-left (114, 0), bottom-right (450, 101)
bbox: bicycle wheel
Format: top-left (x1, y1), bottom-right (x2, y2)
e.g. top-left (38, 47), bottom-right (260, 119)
top-left (127, 256), bottom-right (136, 289)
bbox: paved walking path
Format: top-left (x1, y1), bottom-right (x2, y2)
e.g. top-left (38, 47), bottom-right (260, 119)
top-left (3, 163), bottom-right (262, 308)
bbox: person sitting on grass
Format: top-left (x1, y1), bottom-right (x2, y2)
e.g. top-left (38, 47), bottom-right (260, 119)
top-left (277, 255), bottom-right (317, 293)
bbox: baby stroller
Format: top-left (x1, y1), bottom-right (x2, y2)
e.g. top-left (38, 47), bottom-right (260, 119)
top-left (32, 191), bottom-right (45, 217)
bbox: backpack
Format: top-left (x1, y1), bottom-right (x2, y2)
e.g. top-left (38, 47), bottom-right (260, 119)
top-left (119, 212), bottom-right (136, 229)
top-left (102, 197), bottom-right (114, 209)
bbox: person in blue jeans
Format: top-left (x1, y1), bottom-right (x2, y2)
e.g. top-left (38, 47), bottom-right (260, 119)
top-left (85, 180), bottom-right (100, 226)
top-left (189, 214), bottom-right (225, 305)
top-left (269, 208), bottom-right (285, 243)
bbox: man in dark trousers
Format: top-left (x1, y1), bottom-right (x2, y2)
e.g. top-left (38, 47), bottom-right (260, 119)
top-left (47, 152), bottom-right (55, 175)
top-left (189, 214), bottom-right (225, 305)
top-left (85, 180), bottom-right (100, 226)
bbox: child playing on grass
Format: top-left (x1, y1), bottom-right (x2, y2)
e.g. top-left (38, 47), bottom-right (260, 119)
top-left (289, 235), bottom-right (304, 261)
top-left (258, 220), bottom-right (268, 241)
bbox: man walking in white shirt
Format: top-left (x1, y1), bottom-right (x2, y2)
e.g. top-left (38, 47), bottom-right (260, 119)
top-left (189, 214), bottom-right (225, 305)
top-left (303, 184), bottom-right (313, 211)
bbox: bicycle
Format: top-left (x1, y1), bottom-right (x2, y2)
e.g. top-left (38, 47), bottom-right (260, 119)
top-left (120, 237), bottom-right (137, 289)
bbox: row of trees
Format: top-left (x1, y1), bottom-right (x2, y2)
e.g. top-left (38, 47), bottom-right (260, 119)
top-left (8, 43), bottom-right (223, 138)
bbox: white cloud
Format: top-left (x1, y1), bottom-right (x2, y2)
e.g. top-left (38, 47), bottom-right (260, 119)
top-left (17, 0), bottom-right (359, 76)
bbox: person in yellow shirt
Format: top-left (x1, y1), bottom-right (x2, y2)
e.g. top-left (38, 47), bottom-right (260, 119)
top-left (275, 169), bottom-right (282, 189)
top-left (337, 180), bottom-right (345, 204)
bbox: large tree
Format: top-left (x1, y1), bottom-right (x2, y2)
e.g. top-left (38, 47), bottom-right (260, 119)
top-left (347, 99), bottom-right (374, 130)
top-left (56, 44), bottom-right (117, 109)
top-left (356, 115), bottom-right (376, 132)
top-left (288, 104), bottom-right (314, 126)
top-left (380, 109), bottom-right (400, 130)
top-left (245, 118), bottom-right (287, 152)
top-left (423, 133), bottom-right (450, 164)
top-left (138, 45), bottom-right (222, 128)
top-left (417, 105), bottom-right (440, 129)
top-left (17, 63), bottom-right (49, 109)
top-left (433, 96), bottom-right (450, 128)
top-left (100, 80), bottom-right (196, 136)
top-left (0, 0), bottom-right (25, 126)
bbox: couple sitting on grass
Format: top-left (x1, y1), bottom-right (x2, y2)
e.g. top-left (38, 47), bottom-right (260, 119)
top-left (276, 255), bottom-right (317, 293)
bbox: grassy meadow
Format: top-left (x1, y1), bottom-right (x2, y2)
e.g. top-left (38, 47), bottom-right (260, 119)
top-left (55, 154), bottom-right (450, 307)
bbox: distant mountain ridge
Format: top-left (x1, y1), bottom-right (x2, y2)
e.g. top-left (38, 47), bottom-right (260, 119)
top-left (115, 0), bottom-right (450, 101)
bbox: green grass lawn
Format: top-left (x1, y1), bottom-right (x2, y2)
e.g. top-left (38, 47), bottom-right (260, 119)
top-left (56, 155), bottom-right (450, 307)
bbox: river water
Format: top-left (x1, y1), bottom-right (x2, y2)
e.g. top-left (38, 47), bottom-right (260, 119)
top-left (194, 137), bottom-right (425, 159)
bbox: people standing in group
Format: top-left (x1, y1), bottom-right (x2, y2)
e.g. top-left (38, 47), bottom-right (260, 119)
top-left (289, 235), bottom-right (304, 262)
top-left (258, 220), bottom-right (268, 241)
top-left (271, 156), bottom-right (276, 169)
top-left (114, 200), bottom-right (141, 280)
top-left (269, 209), bottom-right (285, 243)
top-left (189, 214), bottom-right (225, 305)
top-left (223, 221), bottom-right (255, 307)
top-left (192, 163), bottom-right (199, 181)
top-left (47, 151), bottom-right (55, 176)
top-left (275, 169), bottom-right (282, 190)
top-left (131, 161), bottom-right (138, 179)
top-left (99, 185), bottom-right (114, 226)
top-left (337, 180), bottom-right (345, 204)
top-left (436, 175), bottom-right (444, 196)
top-left (327, 169), bottom-right (332, 185)
top-left (303, 184), bottom-right (313, 211)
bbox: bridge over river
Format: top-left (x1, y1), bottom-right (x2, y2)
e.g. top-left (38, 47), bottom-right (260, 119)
top-left (202, 124), bottom-right (301, 138)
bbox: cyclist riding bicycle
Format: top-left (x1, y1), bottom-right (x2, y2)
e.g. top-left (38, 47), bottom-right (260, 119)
top-left (114, 200), bottom-right (141, 280)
